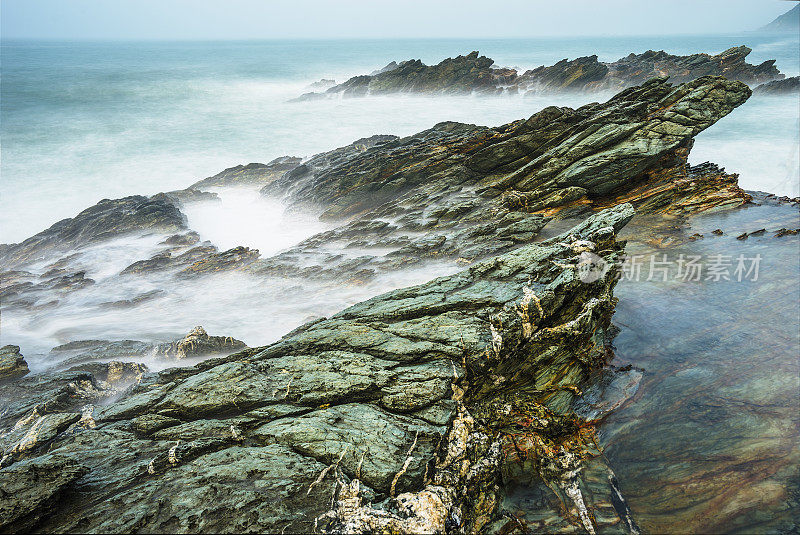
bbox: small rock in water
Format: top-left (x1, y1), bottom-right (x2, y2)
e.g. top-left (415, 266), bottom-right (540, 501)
top-left (0, 345), bottom-right (29, 383)
top-left (155, 326), bottom-right (247, 360)
top-left (573, 365), bottom-right (644, 421)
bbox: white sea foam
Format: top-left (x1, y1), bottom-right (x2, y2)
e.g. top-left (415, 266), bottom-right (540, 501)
top-left (182, 187), bottom-right (331, 255)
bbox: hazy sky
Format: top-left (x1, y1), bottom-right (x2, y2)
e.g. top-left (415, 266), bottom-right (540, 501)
top-left (1, 0), bottom-right (796, 40)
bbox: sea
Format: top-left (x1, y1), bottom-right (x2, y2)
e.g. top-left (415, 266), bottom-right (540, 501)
top-left (2, 34), bottom-right (799, 243)
top-left (1, 35), bottom-right (799, 532)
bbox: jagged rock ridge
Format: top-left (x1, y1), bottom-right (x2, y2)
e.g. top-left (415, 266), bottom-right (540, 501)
top-left (754, 75), bottom-right (800, 95)
top-left (294, 46), bottom-right (782, 100)
top-left (0, 77), bottom-right (758, 532)
top-left (260, 76), bottom-right (752, 283)
top-left (0, 205), bottom-right (635, 533)
top-left (1, 77), bottom-right (753, 318)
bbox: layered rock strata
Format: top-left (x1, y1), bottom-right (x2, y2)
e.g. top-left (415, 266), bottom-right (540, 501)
top-left (261, 77), bottom-right (751, 282)
top-left (0, 205), bottom-right (634, 533)
top-left (0, 76), bottom-right (759, 532)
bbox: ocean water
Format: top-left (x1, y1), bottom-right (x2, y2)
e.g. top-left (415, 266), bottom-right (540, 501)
top-left (1, 36), bottom-right (798, 530)
top-left (1, 34), bottom-right (799, 243)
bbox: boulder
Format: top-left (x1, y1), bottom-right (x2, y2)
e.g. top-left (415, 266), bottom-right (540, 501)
top-left (154, 326), bottom-right (247, 360)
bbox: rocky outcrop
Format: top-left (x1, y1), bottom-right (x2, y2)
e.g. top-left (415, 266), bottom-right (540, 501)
top-left (754, 76), bottom-right (800, 95)
top-left (190, 157), bottom-right (303, 189)
top-left (0, 205), bottom-right (635, 533)
top-left (0, 195), bottom-right (186, 270)
top-left (0, 346), bottom-right (29, 383)
top-left (518, 46), bottom-right (782, 93)
top-left (154, 326), bottom-right (246, 360)
top-left (294, 51), bottom-right (517, 100)
top-left (1, 77), bottom-right (751, 307)
top-left (44, 327), bottom-right (248, 370)
top-left (258, 77), bottom-right (751, 283)
top-left (295, 46), bottom-right (782, 99)
top-left (0, 73), bottom-right (769, 534)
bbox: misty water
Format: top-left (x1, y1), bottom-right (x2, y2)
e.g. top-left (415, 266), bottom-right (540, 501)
top-left (2, 35), bottom-right (798, 360)
top-left (2, 34), bottom-right (799, 242)
top-left (1, 35), bottom-right (799, 530)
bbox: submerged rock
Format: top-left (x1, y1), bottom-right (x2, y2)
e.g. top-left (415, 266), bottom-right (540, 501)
top-left (0, 205), bottom-right (636, 533)
top-left (295, 46), bottom-right (782, 99)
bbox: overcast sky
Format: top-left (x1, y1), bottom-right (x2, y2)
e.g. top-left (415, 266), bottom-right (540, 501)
top-left (1, 0), bottom-right (796, 40)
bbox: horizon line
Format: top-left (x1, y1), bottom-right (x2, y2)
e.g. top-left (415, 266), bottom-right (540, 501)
top-left (3, 30), bottom-right (793, 43)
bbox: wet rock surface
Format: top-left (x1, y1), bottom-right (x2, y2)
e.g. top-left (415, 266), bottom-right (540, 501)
top-left (0, 195), bottom-right (186, 270)
top-left (261, 77), bottom-right (751, 283)
top-left (599, 200), bottom-right (800, 534)
top-left (154, 326), bottom-right (247, 360)
top-left (0, 75), bottom-right (786, 533)
top-left (516, 46), bottom-right (782, 93)
top-left (190, 156), bottom-right (303, 188)
top-left (42, 327), bottom-right (249, 371)
top-left (0, 206), bottom-right (635, 533)
top-left (295, 46), bottom-right (782, 99)
top-left (0, 346), bottom-right (29, 383)
top-left (293, 51), bottom-right (511, 100)
top-left (0, 77), bottom-right (752, 318)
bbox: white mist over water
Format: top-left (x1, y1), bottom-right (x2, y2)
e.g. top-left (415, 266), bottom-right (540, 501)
top-left (1, 36), bottom-right (799, 366)
top-left (182, 187), bottom-right (332, 255)
top-left (4, 231), bottom-right (462, 371)
top-left (2, 35), bottom-right (798, 243)
top-left (691, 94), bottom-right (800, 196)
top-left (1, 187), bottom-right (463, 366)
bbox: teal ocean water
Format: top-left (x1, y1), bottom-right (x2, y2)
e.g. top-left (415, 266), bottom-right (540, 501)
top-left (2, 34), bottom-right (799, 242)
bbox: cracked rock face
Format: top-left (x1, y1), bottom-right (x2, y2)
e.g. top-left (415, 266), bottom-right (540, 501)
top-left (0, 205), bottom-right (633, 533)
top-left (0, 76), bottom-right (759, 533)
